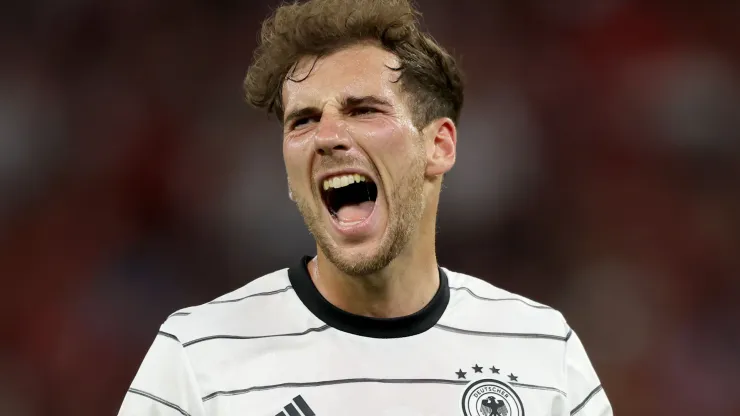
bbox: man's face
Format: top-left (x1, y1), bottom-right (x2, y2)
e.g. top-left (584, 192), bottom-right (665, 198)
top-left (281, 43), bottom-right (428, 276)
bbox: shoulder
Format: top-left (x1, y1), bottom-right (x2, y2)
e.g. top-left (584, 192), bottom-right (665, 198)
top-left (442, 268), bottom-right (570, 338)
top-left (158, 267), bottom-right (302, 345)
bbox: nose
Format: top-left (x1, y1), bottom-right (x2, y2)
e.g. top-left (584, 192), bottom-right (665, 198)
top-left (313, 114), bottom-right (351, 156)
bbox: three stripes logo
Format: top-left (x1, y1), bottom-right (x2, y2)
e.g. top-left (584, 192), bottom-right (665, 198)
top-left (276, 395), bottom-right (315, 416)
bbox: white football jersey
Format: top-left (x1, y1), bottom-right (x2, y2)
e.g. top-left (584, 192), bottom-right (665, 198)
top-left (118, 257), bottom-right (612, 416)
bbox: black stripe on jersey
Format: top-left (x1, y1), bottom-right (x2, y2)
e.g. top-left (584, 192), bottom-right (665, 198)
top-left (570, 385), bottom-right (604, 415)
top-left (182, 325), bottom-right (331, 348)
top-left (434, 324), bottom-right (569, 341)
top-left (209, 285), bottom-right (293, 304)
top-left (565, 328), bottom-right (573, 341)
top-left (128, 388), bottom-right (191, 416)
top-left (449, 286), bottom-right (553, 310)
top-left (293, 395), bottom-right (316, 416)
top-left (202, 378), bottom-right (468, 402)
top-left (157, 330), bottom-right (180, 342)
top-left (511, 382), bottom-right (567, 397)
top-left (168, 312), bottom-right (191, 318)
top-left (283, 403), bottom-right (301, 416)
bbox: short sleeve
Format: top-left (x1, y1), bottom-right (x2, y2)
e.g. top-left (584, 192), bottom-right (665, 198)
top-left (118, 329), bottom-right (207, 416)
top-left (565, 329), bottom-right (613, 416)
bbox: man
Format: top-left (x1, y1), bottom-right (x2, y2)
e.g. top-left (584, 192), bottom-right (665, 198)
top-left (119, 0), bottom-right (613, 415)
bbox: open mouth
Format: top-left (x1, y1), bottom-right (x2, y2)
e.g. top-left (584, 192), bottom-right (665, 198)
top-left (320, 173), bottom-right (378, 224)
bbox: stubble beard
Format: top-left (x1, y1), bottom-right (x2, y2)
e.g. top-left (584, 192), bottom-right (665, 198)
top-left (290, 153), bottom-right (426, 277)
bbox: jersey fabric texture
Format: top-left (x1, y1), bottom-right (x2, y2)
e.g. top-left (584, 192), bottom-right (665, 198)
top-left (118, 256), bottom-right (613, 416)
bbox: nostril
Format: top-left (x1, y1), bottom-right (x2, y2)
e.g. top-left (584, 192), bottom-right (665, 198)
top-left (316, 143), bottom-right (348, 156)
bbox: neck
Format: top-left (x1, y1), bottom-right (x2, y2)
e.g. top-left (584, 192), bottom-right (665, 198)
top-left (310, 220), bottom-right (440, 319)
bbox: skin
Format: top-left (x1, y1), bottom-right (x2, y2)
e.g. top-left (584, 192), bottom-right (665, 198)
top-left (282, 42), bottom-right (457, 318)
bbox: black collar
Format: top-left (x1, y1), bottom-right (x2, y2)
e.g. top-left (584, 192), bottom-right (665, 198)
top-left (288, 256), bottom-right (449, 338)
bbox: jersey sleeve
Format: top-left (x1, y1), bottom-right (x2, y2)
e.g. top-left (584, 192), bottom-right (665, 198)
top-left (118, 329), bottom-right (207, 416)
top-left (565, 329), bottom-right (613, 416)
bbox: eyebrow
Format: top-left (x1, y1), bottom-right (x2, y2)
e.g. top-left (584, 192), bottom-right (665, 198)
top-left (283, 95), bottom-right (392, 126)
top-left (341, 95), bottom-right (392, 108)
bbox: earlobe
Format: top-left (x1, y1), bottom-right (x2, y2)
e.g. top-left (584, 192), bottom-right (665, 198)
top-left (425, 118), bottom-right (457, 177)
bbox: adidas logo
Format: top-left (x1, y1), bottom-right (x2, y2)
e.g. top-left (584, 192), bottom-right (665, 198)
top-left (276, 395), bottom-right (315, 416)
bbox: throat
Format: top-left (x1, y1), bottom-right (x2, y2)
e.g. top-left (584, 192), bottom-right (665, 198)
top-left (335, 200), bottom-right (375, 223)
top-left (309, 257), bottom-right (441, 319)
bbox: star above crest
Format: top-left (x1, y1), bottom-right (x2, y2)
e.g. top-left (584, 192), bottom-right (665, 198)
top-left (453, 364), bottom-right (519, 382)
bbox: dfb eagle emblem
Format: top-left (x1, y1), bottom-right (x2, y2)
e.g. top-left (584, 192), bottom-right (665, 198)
top-left (480, 396), bottom-right (508, 416)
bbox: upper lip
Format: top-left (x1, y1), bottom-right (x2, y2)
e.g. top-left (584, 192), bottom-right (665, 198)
top-left (316, 169), bottom-right (376, 190)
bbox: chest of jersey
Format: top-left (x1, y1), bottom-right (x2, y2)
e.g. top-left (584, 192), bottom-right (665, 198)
top-left (192, 326), bottom-right (568, 416)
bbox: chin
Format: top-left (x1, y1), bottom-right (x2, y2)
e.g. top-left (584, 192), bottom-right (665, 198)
top-left (323, 246), bottom-right (393, 277)
top-left (319, 223), bottom-right (410, 277)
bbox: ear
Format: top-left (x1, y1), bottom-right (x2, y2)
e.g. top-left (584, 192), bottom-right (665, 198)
top-left (424, 117), bottom-right (457, 177)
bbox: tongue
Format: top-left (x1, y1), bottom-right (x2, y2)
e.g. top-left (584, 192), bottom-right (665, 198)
top-left (335, 201), bottom-right (375, 223)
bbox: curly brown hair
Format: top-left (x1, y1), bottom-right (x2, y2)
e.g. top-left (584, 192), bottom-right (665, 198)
top-left (244, 0), bottom-right (464, 130)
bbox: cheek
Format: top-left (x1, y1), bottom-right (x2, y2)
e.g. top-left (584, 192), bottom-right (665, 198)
top-left (356, 120), bottom-right (411, 153)
top-left (359, 120), bottom-right (418, 162)
top-left (282, 137), bottom-right (312, 187)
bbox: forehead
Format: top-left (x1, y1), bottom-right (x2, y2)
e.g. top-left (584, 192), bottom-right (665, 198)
top-left (282, 44), bottom-right (403, 110)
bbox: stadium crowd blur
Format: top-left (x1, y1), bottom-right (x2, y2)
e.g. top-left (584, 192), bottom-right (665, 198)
top-left (1, 0), bottom-right (738, 414)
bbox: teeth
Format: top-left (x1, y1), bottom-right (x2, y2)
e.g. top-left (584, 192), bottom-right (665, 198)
top-left (322, 174), bottom-right (369, 190)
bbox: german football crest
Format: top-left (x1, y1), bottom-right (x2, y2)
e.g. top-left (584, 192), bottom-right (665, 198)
top-left (455, 364), bottom-right (524, 416)
top-left (461, 378), bottom-right (524, 416)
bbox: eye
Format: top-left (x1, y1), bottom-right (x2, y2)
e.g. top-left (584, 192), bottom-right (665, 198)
top-left (349, 107), bottom-right (379, 117)
top-left (292, 115), bottom-right (320, 129)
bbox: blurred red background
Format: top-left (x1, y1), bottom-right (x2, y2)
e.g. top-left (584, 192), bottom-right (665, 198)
top-left (0, 1), bottom-right (738, 415)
